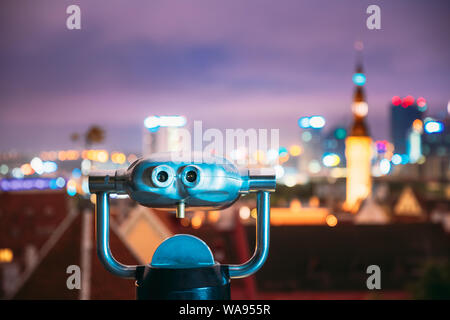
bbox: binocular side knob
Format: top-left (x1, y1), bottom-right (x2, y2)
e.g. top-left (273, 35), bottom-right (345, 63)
top-left (89, 169), bottom-right (127, 193)
top-left (240, 168), bottom-right (276, 193)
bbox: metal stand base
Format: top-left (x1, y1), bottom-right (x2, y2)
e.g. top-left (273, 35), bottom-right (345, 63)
top-left (135, 264), bottom-right (231, 300)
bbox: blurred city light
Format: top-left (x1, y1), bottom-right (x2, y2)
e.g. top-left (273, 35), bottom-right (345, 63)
top-left (0, 249), bottom-right (13, 263)
top-left (253, 150), bottom-right (266, 164)
top-left (81, 159), bottom-right (91, 175)
top-left (298, 117), bottom-right (310, 128)
top-left (302, 131), bottom-right (312, 142)
top-left (266, 149), bottom-right (279, 162)
top-left (66, 179), bottom-right (77, 196)
top-left (417, 97), bottom-right (427, 108)
top-left (391, 96), bottom-right (402, 106)
top-left (391, 154), bottom-right (402, 165)
top-left (283, 175), bottom-right (297, 187)
top-left (250, 208), bottom-right (258, 219)
top-left (82, 149), bottom-right (109, 163)
top-left (401, 154), bottom-right (410, 165)
top-left (289, 145), bottom-right (302, 157)
top-left (298, 116), bottom-right (325, 129)
top-left (191, 212), bottom-right (204, 229)
top-left (144, 116), bottom-right (161, 129)
top-left (11, 168), bottom-right (24, 179)
top-left (110, 193), bottom-right (129, 199)
top-left (402, 95), bottom-right (415, 108)
top-left (58, 150), bottom-right (80, 161)
top-left (278, 147), bottom-right (288, 156)
top-left (127, 153), bottom-right (138, 163)
top-left (334, 128), bottom-right (347, 140)
top-left (30, 157), bottom-right (44, 175)
top-left (322, 153), bottom-right (340, 167)
top-left (412, 119), bottom-right (423, 133)
top-left (144, 115), bottom-right (187, 131)
top-left (55, 177), bottom-right (66, 188)
top-left (43, 161), bottom-right (58, 173)
top-left (352, 101), bottom-right (368, 117)
top-left (0, 178), bottom-right (66, 192)
top-left (20, 164), bottom-right (34, 176)
top-left (379, 159), bottom-right (391, 175)
top-left (207, 211), bottom-right (220, 223)
top-left (309, 116), bottom-right (326, 129)
top-left (81, 178), bottom-right (90, 194)
top-left (0, 164), bottom-right (8, 175)
top-left (239, 206), bottom-right (251, 220)
top-left (325, 214), bottom-right (338, 227)
top-left (274, 165), bottom-right (285, 179)
top-left (96, 150), bottom-right (109, 163)
top-left (308, 160), bottom-right (321, 174)
top-left (279, 154), bottom-right (289, 163)
top-left (72, 168), bottom-right (82, 179)
top-left (375, 140), bottom-right (388, 154)
top-left (111, 152), bottom-right (127, 164)
top-left (424, 121), bottom-right (444, 134)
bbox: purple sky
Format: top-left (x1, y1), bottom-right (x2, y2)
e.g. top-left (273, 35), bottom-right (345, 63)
top-left (0, 0), bottom-right (449, 154)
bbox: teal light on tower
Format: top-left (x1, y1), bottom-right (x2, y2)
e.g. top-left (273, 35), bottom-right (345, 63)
top-left (352, 73), bottom-right (366, 86)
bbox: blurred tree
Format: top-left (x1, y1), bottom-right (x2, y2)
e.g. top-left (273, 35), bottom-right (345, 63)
top-left (85, 126), bottom-right (105, 146)
top-left (410, 261), bottom-right (450, 299)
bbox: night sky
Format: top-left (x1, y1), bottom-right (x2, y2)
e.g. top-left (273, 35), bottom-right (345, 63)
top-left (0, 0), bottom-right (449, 153)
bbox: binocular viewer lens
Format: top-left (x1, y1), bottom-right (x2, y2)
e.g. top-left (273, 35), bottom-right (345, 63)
top-left (185, 170), bottom-right (197, 183)
top-left (150, 164), bottom-right (200, 188)
top-left (156, 171), bottom-right (169, 183)
top-left (151, 165), bottom-right (174, 188)
top-left (180, 165), bottom-right (200, 187)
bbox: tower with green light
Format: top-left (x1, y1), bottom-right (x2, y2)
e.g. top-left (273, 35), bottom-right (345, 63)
top-left (345, 62), bottom-right (372, 212)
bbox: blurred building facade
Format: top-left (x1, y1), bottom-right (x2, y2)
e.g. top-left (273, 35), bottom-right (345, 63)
top-left (390, 96), bottom-right (425, 155)
top-left (142, 115), bottom-right (188, 157)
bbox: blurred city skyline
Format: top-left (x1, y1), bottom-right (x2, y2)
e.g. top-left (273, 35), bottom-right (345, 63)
top-left (0, 0), bottom-right (449, 153)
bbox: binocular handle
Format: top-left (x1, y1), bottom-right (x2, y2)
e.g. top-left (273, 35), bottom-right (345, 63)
top-left (96, 192), bottom-right (137, 278)
top-left (94, 190), bottom-right (271, 279)
top-left (228, 191), bottom-right (270, 279)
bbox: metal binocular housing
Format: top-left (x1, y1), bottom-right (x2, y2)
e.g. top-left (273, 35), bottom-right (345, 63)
top-left (89, 153), bottom-right (276, 299)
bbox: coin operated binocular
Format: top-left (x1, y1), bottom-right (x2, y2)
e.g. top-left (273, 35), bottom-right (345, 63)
top-left (89, 154), bottom-right (276, 300)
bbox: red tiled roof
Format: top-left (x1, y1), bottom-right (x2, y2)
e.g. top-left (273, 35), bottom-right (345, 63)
top-left (12, 209), bottom-right (140, 299)
top-left (0, 190), bottom-right (70, 265)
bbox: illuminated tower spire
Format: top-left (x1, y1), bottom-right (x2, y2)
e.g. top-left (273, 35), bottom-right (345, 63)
top-left (345, 53), bottom-right (372, 212)
top-left (350, 63), bottom-right (369, 136)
